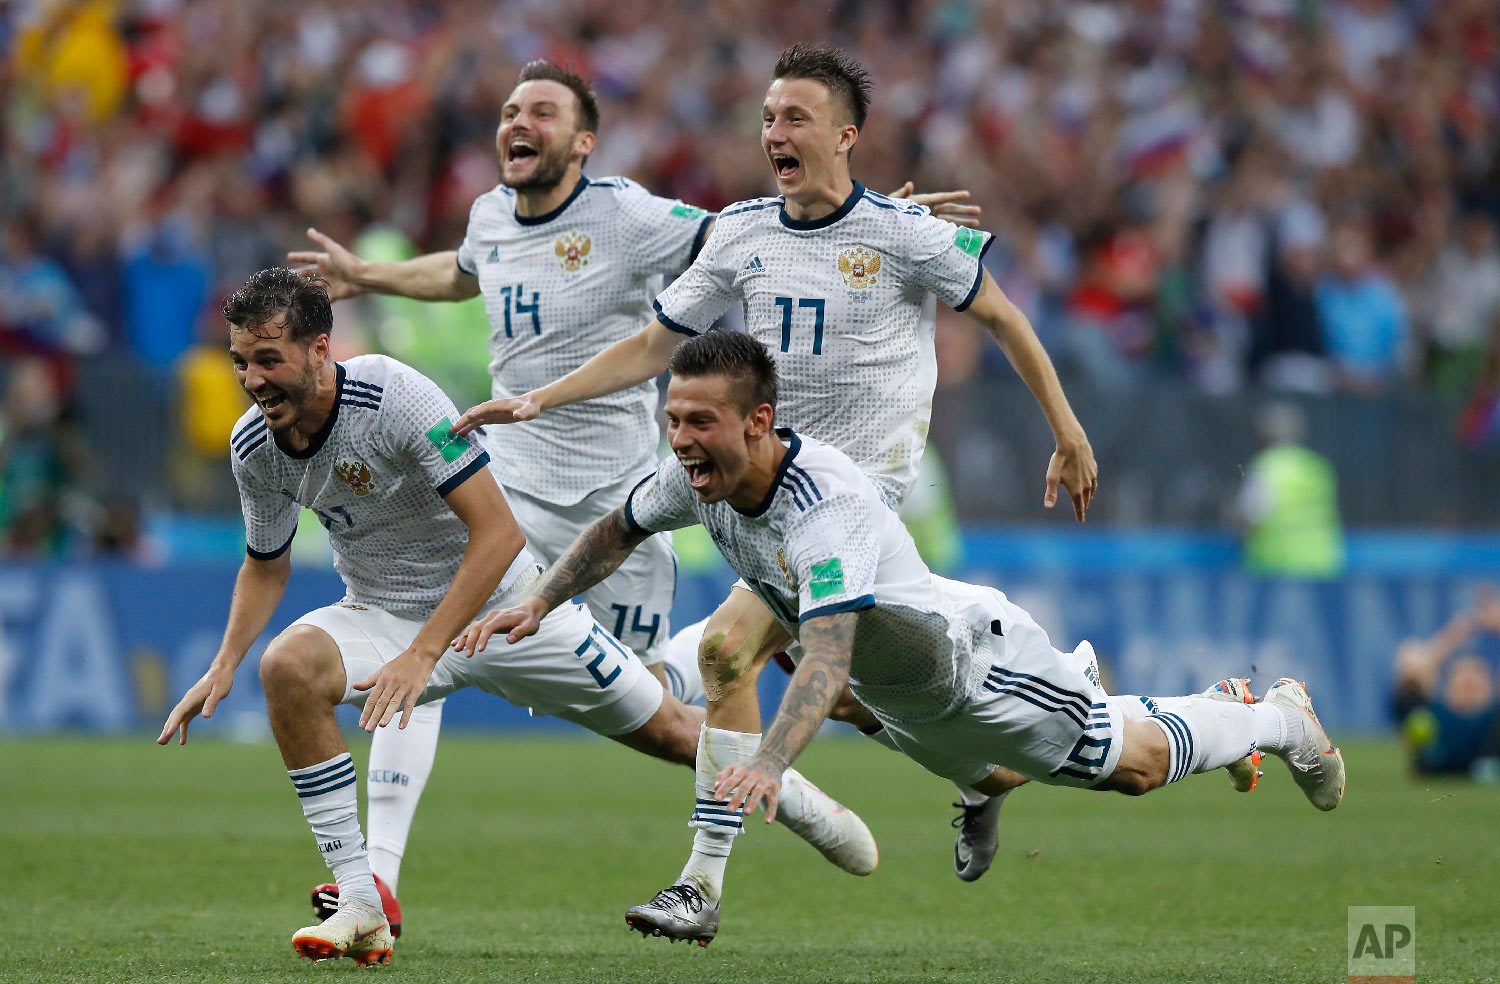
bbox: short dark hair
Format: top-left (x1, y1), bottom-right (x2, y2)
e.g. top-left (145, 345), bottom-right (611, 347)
top-left (222, 267), bottom-right (332, 344)
top-left (668, 329), bottom-right (778, 415)
top-left (516, 60), bottom-right (600, 134)
top-left (772, 42), bottom-right (871, 130)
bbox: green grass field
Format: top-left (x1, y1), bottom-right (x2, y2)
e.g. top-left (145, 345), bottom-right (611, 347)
top-left (1, 734), bottom-right (1495, 983)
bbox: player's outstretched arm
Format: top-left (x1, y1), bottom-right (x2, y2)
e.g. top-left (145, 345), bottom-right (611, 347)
top-left (454, 505), bottom-right (651, 653)
top-left (157, 551), bottom-right (291, 746)
top-left (888, 181), bottom-right (981, 228)
top-left (963, 270), bottom-right (1098, 522)
top-left (714, 611), bottom-right (857, 823)
top-left (355, 469), bottom-right (524, 732)
top-left (287, 228), bottom-right (480, 303)
top-left (449, 318), bottom-right (684, 435)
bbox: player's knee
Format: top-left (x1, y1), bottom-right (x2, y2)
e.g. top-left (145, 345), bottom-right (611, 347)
top-left (697, 630), bottom-right (764, 691)
top-left (1108, 768), bottom-right (1158, 796)
top-left (259, 625), bottom-right (337, 696)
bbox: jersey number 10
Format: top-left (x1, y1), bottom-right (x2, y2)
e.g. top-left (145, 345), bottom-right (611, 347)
top-left (499, 284), bottom-right (541, 337)
top-left (774, 296), bottom-right (825, 355)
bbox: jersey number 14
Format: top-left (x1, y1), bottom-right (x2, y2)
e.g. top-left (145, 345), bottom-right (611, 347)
top-left (499, 284), bottom-right (541, 337)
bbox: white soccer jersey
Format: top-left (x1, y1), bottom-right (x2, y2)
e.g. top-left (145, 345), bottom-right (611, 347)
top-left (231, 354), bottom-right (533, 620)
top-left (652, 182), bottom-right (992, 508)
top-left (624, 430), bottom-right (997, 724)
top-left (456, 176), bottom-right (713, 505)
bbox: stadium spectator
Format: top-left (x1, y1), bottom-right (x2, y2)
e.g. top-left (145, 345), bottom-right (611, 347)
top-left (1393, 586), bottom-right (1500, 779)
top-left (1235, 401), bottom-right (1346, 580)
top-left (1248, 200), bottom-right (1333, 393)
top-left (1315, 220), bottom-right (1410, 391)
top-left (1420, 211), bottom-right (1500, 394)
top-left (0, 213), bottom-right (103, 361)
top-left (0, 358), bottom-right (86, 558)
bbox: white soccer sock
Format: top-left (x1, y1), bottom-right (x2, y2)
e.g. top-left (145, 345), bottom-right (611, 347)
top-left (660, 621), bottom-right (707, 705)
top-left (1145, 696), bottom-right (1260, 785)
top-left (1249, 700), bottom-right (1302, 754)
top-left (678, 726), bottom-right (760, 902)
top-left (364, 697), bottom-right (444, 894)
top-left (289, 752), bottom-right (379, 907)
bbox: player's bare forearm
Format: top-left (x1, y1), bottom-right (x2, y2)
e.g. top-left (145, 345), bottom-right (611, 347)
top-left (751, 612), bottom-right (857, 775)
top-left (533, 319), bottom-right (682, 412)
top-left (965, 272), bottom-right (1098, 519)
top-left (215, 553), bottom-right (292, 671)
top-left (357, 251), bottom-right (480, 302)
top-left (965, 272), bottom-right (1084, 444)
top-left (411, 521), bottom-right (524, 662)
top-left (534, 507), bottom-right (650, 611)
top-left (416, 474), bottom-right (528, 660)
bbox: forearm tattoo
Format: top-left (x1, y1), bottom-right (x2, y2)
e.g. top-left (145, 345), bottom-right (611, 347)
top-left (535, 508), bottom-right (647, 610)
top-left (756, 612), bottom-right (857, 775)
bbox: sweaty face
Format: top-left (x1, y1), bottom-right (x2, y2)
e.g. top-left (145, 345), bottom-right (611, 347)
top-left (761, 77), bottom-right (851, 199)
top-left (230, 326), bottom-right (320, 434)
top-left (497, 80), bottom-right (585, 192)
top-left (664, 375), bottom-right (756, 504)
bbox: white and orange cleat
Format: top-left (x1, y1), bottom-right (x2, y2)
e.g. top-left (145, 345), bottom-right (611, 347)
top-left (777, 768), bottom-right (878, 876)
top-left (1261, 677), bottom-right (1346, 811)
top-left (292, 896), bottom-right (393, 967)
top-left (1203, 678), bottom-right (1265, 792)
top-left (310, 874), bottom-right (402, 938)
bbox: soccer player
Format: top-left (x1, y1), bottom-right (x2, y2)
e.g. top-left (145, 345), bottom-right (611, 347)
top-left (458, 330), bottom-right (1347, 945)
top-left (451, 43), bottom-right (1093, 891)
top-left (157, 269), bottom-right (875, 965)
top-left (287, 60), bottom-right (978, 915)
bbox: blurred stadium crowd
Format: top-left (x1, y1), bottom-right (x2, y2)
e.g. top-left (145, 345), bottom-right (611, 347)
top-left (3, 0), bottom-right (1500, 554)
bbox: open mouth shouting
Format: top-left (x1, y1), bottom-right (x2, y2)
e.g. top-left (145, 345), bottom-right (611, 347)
top-left (771, 153), bottom-right (801, 183)
top-left (678, 454), bottom-right (716, 492)
top-left (255, 389), bottom-right (288, 419)
top-left (507, 135), bottom-right (540, 165)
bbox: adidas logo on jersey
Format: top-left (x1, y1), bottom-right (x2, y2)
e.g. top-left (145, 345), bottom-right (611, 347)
top-left (742, 255), bottom-right (765, 276)
top-left (486, 246), bottom-right (499, 263)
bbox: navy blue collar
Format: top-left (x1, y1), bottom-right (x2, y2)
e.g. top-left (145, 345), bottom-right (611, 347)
top-left (274, 363), bottom-right (343, 460)
top-left (514, 175), bottom-right (589, 226)
top-left (735, 427), bottom-right (801, 517)
top-left (779, 181), bottom-right (864, 230)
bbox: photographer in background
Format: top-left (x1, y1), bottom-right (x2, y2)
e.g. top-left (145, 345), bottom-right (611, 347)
top-left (1393, 586), bottom-right (1500, 779)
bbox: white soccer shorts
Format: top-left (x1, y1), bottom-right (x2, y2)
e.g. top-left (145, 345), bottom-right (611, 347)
top-left (503, 470), bottom-right (677, 666)
top-left (293, 599), bottom-right (663, 737)
top-left (870, 589), bottom-right (1127, 789)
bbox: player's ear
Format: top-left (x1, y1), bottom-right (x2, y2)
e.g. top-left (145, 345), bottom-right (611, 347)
top-left (746, 403), bottom-right (774, 438)
top-left (574, 129), bottom-right (596, 159)
top-left (838, 123), bottom-right (858, 156)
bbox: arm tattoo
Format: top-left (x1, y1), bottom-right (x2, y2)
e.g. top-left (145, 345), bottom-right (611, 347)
top-left (754, 612), bottom-right (857, 775)
top-left (534, 508), bottom-right (649, 611)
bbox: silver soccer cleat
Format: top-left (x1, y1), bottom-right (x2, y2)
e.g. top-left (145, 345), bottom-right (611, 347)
top-left (1261, 677), bottom-right (1346, 811)
top-left (951, 794), bottom-right (1004, 882)
top-left (624, 883), bottom-right (720, 947)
